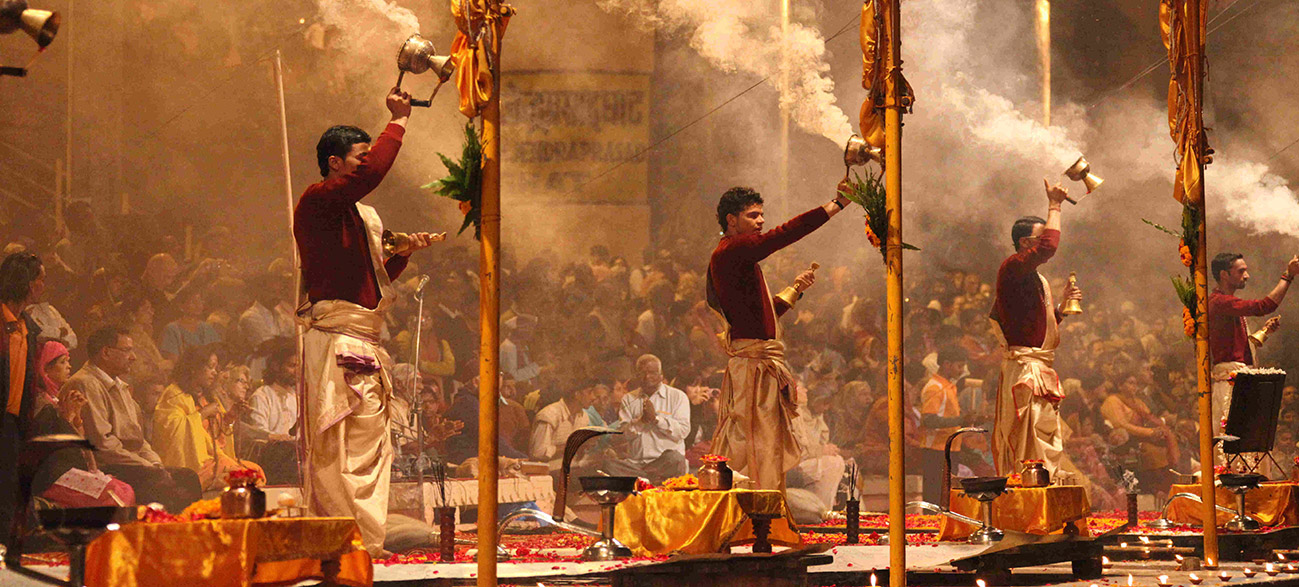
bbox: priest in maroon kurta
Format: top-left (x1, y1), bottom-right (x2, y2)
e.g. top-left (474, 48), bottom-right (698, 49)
top-left (707, 183), bottom-right (851, 491)
top-left (1205, 252), bottom-right (1297, 464)
top-left (989, 180), bottom-right (1080, 476)
top-left (292, 88), bottom-right (442, 556)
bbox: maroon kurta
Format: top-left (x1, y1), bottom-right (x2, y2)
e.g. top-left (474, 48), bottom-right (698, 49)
top-left (992, 228), bottom-right (1060, 347)
top-left (1208, 289), bottom-right (1277, 365)
top-left (294, 123), bottom-right (409, 309)
top-left (708, 207), bottom-right (829, 340)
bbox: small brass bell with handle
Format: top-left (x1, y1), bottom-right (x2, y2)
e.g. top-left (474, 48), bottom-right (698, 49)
top-left (1060, 272), bottom-right (1082, 316)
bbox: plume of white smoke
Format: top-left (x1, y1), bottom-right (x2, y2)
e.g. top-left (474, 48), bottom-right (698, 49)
top-left (315, 0), bottom-right (420, 65)
top-left (1212, 158), bottom-right (1299, 238)
top-left (596, 0), bottom-right (853, 144)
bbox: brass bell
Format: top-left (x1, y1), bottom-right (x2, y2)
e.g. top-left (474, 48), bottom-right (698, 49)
top-left (843, 135), bottom-right (883, 169)
top-left (1249, 326), bottom-right (1271, 347)
top-left (382, 230), bottom-right (414, 256)
top-left (1060, 272), bottom-right (1082, 315)
top-left (0, 1), bottom-right (60, 48)
top-left (1062, 156), bottom-right (1103, 203)
top-left (397, 33), bottom-right (454, 81)
top-left (773, 262), bottom-right (819, 309)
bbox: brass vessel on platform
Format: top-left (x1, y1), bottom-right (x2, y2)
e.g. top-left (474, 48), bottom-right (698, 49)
top-left (1060, 272), bottom-right (1082, 315)
top-left (1020, 460), bottom-right (1050, 488)
top-left (220, 481), bottom-right (267, 519)
top-left (697, 459), bottom-right (733, 491)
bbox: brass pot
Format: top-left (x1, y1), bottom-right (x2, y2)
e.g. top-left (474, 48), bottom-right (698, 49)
top-left (697, 460), bottom-right (733, 491)
top-left (221, 482), bottom-right (267, 519)
top-left (1020, 461), bottom-right (1050, 488)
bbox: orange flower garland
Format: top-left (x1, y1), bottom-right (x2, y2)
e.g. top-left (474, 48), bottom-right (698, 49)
top-left (661, 474), bottom-right (699, 491)
top-left (1179, 239), bottom-right (1193, 267)
top-left (1182, 306), bottom-right (1195, 338)
top-left (864, 215), bottom-right (881, 248)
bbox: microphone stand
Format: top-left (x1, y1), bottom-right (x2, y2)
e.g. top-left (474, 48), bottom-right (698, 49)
top-left (411, 276), bottom-right (430, 518)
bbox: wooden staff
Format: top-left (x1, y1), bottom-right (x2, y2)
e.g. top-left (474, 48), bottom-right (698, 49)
top-left (273, 50), bottom-right (309, 477)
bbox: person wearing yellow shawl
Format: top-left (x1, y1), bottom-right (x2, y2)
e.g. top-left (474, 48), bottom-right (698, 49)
top-left (152, 345), bottom-right (262, 490)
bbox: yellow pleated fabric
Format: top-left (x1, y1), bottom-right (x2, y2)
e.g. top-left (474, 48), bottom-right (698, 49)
top-left (83, 517), bottom-right (371, 587)
top-left (1165, 482), bottom-right (1299, 527)
top-left (613, 489), bottom-right (801, 556)
top-left (938, 485), bottom-right (1091, 541)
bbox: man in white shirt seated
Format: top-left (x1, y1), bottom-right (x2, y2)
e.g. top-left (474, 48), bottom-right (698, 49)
top-left (243, 342), bottom-right (300, 484)
top-left (606, 354), bottom-right (690, 484)
top-left (530, 381), bottom-right (595, 476)
top-left (787, 383), bottom-right (845, 516)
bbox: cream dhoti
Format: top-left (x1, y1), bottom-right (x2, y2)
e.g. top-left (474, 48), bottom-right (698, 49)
top-left (711, 338), bottom-right (801, 491)
top-left (992, 274), bottom-right (1064, 476)
top-left (297, 202), bottom-right (397, 556)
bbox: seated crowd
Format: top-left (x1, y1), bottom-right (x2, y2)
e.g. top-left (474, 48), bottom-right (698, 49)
top-left (6, 204), bottom-right (1299, 521)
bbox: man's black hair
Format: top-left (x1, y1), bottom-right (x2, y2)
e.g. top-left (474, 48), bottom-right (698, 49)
top-left (1211, 252), bottom-right (1244, 282)
top-left (263, 337), bottom-right (297, 387)
top-left (0, 252), bottom-right (41, 305)
top-left (716, 187), bottom-right (764, 233)
top-left (315, 125), bottom-right (371, 177)
top-left (936, 344), bottom-right (968, 366)
top-left (1010, 216), bottom-right (1046, 249)
top-left (86, 325), bottom-right (130, 360)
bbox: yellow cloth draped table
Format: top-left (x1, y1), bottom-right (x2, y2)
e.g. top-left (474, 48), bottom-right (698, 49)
top-left (613, 489), bottom-right (801, 556)
top-left (84, 516), bottom-right (372, 587)
top-left (1166, 482), bottom-right (1299, 527)
top-left (938, 485), bottom-right (1090, 541)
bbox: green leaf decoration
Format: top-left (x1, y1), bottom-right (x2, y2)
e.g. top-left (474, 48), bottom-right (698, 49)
top-left (843, 170), bottom-right (919, 261)
top-left (422, 122), bottom-right (484, 240)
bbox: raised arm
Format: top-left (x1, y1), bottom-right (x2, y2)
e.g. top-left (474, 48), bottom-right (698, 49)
top-left (306, 88), bottom-right (413, 206)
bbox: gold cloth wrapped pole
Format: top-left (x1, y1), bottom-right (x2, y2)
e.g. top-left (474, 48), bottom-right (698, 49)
top-left (478, 11), bottom-right (503, 587)
top-left (883, 0), bottom-right (906, 583)
top-left (1181, 0), bottom-right (1217, 564)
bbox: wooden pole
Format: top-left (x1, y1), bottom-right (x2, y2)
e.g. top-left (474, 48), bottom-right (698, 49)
top-left (884, 0), bottom-right (906, 584)
top-left (1034, 0), bottom-right (1050, 126)
top-left (272, 50), bottom-right (310, 477)
top-left (779, 0), bottom-right (790, 212)
top-left (477, 16), bottom-right (504, 587)
top-left (64, 0), bottom-right (72, 209)
top-left (1186, 0), bottom-right (1217, 565)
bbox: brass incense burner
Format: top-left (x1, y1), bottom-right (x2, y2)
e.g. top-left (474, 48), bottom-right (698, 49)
top-left (1062, 156), bottom-right (1103, 203)
top-left (395, 33), bottom-right (455, 107)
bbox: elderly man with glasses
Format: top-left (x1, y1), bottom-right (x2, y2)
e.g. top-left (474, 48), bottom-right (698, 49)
top-left (72, 326), bottom-right (201, 512)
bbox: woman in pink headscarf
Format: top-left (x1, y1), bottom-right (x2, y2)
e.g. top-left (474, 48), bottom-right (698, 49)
top-left (31, 341), bottom-right (137, 507)
top-left (33, 340), bottom-right (71, 411)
